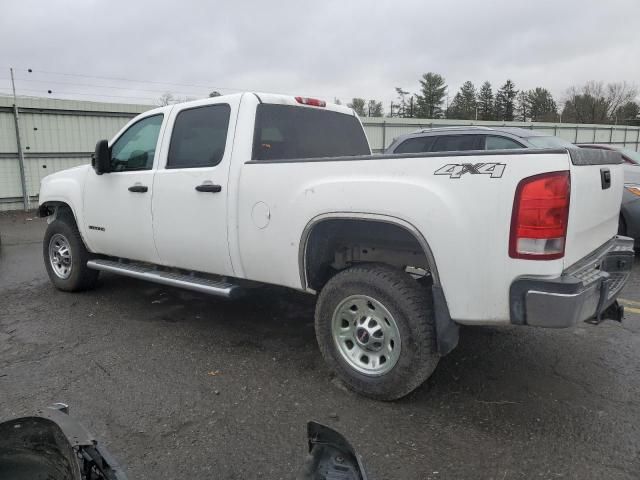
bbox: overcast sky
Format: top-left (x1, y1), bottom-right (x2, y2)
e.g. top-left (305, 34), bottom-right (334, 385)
top-left (1, 0), bottom-right (639, 107)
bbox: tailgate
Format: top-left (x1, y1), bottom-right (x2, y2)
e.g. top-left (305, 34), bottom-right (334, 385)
top-left (564, 148), bottom-right (625, 267)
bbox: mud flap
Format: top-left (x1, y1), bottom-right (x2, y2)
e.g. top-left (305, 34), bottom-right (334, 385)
top-left (432, 285), bottom-right (459, 355)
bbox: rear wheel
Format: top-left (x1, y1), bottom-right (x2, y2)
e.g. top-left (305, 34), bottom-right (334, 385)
top-left (315, 264), bottom-right (440, 401)
top-left (43, 216), bottom-right (99, 291)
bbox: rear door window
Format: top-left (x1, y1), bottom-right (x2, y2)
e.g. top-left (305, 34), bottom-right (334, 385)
top-left (252, 104), bottom-right (370, 160)
top-left (167, 104), bottom-right (231, 169)
top-left (431, 135), bottom-right (482, 152)
top-left (393, 136), bottom-right (436, 154)
top-left (484, 135), bottom-right (525, 150)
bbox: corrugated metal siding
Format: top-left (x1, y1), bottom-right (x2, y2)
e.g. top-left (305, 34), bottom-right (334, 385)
top-left (1, 96), bottom-right (639, 210)
top-left (0, 95), bottom-right (151, 209)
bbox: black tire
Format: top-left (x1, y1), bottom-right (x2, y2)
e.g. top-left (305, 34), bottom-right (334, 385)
top-left (315, 263), bottom-right (439, 401)
top-left (43, 215), bottom-right (99, 292)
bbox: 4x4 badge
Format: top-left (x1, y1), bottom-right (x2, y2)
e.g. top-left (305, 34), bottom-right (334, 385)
top-left (434, 163), bottom-right (506, 179)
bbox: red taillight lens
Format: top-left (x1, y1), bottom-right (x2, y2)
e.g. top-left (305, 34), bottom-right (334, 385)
top-left (295, 96), bottom-right (326, 107)
top-left (509, 171), bottom-right (570, 260)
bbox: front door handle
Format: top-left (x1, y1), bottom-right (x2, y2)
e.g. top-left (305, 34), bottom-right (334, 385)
top-left (128, 184), bottom-right (148, 193)
top-left (195, 183), bottom-right (222, 193)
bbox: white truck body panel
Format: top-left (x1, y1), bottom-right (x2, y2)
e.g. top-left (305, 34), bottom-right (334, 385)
top-left (564, 164), bottom-right (624, 267)
top-left (39, 92), bottom-right (626, 326)
top-left (151, 96), bottom-right (242, 276)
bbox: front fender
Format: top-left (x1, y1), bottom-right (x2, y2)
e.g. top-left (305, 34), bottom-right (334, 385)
top-left (39, 165), bottom-right (90, 245)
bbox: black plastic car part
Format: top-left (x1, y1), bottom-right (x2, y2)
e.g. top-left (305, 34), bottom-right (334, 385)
top-left (0, 404), bottom-right (126, 480)
top-left (297, 421), bottom-right (368, 480)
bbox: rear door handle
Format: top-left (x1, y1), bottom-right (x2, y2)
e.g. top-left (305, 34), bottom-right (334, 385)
top-left (128, 184), bottom-right (148, 193)
top-left (600, 168), bottom-right (611, 190)
top-left (195, 183), bottom-right (222, 193)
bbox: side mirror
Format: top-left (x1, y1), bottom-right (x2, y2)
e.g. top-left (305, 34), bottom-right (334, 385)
top-left (92, 139), bottom-right (111, 175)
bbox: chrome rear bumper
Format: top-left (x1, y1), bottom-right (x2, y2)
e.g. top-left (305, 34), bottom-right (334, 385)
top-left (510, 236), bottom-right (634, 328)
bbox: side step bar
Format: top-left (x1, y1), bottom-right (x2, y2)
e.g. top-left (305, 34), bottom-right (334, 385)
top-left (87, 259), bottom-right (240, 298)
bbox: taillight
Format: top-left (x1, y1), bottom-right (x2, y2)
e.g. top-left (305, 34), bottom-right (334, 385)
top-left (509, 171), bottom-right (570, 260)
top-left (295, 96), bottom-right (326, 107)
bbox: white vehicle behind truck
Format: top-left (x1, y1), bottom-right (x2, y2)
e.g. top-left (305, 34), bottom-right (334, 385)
top-left (38, 92), bottom-right (634, 400)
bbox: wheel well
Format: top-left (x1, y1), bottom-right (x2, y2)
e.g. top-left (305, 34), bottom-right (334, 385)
top-left (38, 201), bottom-right (76, 224)
top-left (303, 218), bottom-right (431, 291)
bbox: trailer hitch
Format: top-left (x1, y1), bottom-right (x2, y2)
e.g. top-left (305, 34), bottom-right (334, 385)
top-left (586, 300), bottom-right (624, 325)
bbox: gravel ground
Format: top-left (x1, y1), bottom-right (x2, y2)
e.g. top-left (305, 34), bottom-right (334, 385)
top-left (1, 211), bottom-right (639, 479)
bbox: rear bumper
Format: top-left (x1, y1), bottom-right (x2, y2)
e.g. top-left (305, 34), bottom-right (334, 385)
top-left (510, 236), bottom-right (634, 328)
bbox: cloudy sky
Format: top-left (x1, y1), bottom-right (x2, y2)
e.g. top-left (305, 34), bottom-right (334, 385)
top-left (1, 0), bottom-right (638, 107)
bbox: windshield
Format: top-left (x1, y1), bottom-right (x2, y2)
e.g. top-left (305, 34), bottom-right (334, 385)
top-left (619, 147), bottom-right (640, 164)
top-left (525, 136), bottom-right (577, 149)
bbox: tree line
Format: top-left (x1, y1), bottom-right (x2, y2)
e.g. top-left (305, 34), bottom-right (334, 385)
top-left (346, 73), bottom-right (639, 125)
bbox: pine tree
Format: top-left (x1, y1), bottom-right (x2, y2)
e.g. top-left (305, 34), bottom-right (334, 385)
top-left (459, 81), bottom-right (477, 119)
top-left (416, 72), bottom-right (447, 118)
top-left (527, 87), bottom-right (557, 122)
top-left (477, 81), bottom-right (494, 120)
top-left (495, 80), bottom-right (518, 121)
top-left (448, 93), bottom-right (465, 119)
top-left (395, 87), bottom-right (409, 117)
top-left (516, 91), bottom-right (530, 121)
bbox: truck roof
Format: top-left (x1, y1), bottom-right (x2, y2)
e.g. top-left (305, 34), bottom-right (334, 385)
top-left (142, 92), bottom-right (355, 117)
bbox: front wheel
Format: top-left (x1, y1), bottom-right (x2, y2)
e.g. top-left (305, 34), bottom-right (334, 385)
top-left (315, 264), bottom-right (440, 401)
top-left (43, 216), bottom-right (99, 292)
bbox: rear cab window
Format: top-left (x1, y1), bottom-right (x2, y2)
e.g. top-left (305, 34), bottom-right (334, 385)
top-left (252, 104), bottom-right (370, 160)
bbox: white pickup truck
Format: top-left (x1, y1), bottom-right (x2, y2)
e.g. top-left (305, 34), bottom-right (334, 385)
top-left (38, 93), bottom-right (634, 400)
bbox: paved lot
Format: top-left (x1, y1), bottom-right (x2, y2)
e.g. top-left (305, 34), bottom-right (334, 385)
top-left (1, 211), bottom-right (639, 479)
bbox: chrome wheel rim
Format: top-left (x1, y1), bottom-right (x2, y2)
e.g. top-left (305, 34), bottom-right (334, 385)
top-left (48, 233), bottom-right (72, 279)
top-left (331, 295), bottom-right (401, 376)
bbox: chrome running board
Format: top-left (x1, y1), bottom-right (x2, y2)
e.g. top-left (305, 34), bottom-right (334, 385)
top-left (87, 259), bottom-right (239, 298)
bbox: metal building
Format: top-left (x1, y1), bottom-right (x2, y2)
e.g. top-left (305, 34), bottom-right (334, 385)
top-left (0, 96), bottom-right (148, 211)
top-left (1, 95), bottom-right (639, 211)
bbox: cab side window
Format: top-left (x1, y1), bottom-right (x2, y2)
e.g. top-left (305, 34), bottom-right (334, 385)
top-left (167, 104), bottom-right (231, 169)
top-left (485, 135), bottom-right (525, 150)
top-left (110, 114), bottom-right (164, 172)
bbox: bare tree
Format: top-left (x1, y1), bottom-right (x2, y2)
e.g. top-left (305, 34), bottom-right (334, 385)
top-left (563, 81), bottom-right (638, 123)
top-left (348, 98), bottom-right (367, 116)
top-left (606, 82), bottom-right (638, 121)
top-left (157, 92), bottom-right (175, 106)
top-left (367, 99), bottom-right (384, 117)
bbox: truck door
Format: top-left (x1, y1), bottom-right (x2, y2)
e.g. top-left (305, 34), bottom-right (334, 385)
top-left (151, 98), bottom-right (237, 275)
top-left (83, 112), bottom-right (166, 263)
